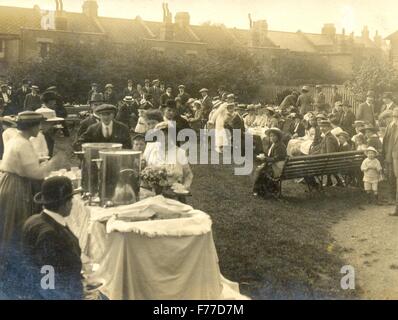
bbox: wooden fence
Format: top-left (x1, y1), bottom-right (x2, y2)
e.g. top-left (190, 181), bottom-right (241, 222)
top-left (259, 84), bottom-right (360, 113)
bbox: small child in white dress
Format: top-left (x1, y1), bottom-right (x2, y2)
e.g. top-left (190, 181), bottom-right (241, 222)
top-left (361, 146), bottom-right (382, 204)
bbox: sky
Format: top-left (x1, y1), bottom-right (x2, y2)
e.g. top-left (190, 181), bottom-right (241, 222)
top-left (1, 0), bottom-right (397, 37)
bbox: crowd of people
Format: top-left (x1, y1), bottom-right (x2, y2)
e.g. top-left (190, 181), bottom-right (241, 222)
top-left (0, 77), bottom-right (398, 299)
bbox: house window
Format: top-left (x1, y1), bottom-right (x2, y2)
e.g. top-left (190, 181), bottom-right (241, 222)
top-left (186, 50), bottom-right (198, 57)
top-left (0, 40), bottom-right (5, 59)
top-left (39, 42), bottom-right (51, 58)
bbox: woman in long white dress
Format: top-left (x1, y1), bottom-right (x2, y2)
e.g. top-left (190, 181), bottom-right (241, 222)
top-left (143, 122), bottom-right (193, 190)
top-left (0, 112), bottom-right (63, 263)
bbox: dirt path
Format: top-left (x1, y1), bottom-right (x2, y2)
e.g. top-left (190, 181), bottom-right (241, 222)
top-left (332, 204), bottom-right (398, 299)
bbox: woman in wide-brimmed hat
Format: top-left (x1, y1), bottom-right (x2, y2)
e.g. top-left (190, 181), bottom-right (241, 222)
top-left (253, 127), bottom-right (287, 199)
top-left (0, 111), bottom-right (64, 264)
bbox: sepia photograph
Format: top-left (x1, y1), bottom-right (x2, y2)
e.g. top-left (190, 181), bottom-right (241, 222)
top-left (0, 0), bottom-right (397, 306)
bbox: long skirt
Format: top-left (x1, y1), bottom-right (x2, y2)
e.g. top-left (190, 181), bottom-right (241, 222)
top-left (252, 163), bottom-right (280, 197)
top-left (0, 172), bottom-right (33, 263)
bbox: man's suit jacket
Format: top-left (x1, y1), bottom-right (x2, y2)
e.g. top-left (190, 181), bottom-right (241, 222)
top-left (14, 87), bottom-right (30, 109)
top-left (160, 93), bottom-right (174, 107)
top-left (289, 121), bottom-right (306, 137)
top-left (122, 87), bottom-right (136, 98)
top-left (24, 93), bottom-right (42, 111)
top-left (75, 114), bottom-right (100, 143)
top-left (103, 92), bottom-right (118, 105)
top-left (340, 110), bottom-right (356, 135)
top-left (150, 86), bottom-right (162, 107)
top-left (356, 102), bottom-right (376, 126)
top-left (201, 96), bottom-right (213, 120)
top-left (76, 120), bottom-right (132, 150)
top-left (382, 122), bottom-right (398, 163)
top-left (320, 131), bottom-right (339, 154)
top-left (267, 142), bottom-right (287, 162)
top-left (22, 213), bottom-right (83, 300)
top-left (178, 92), bottom-right (191, 105)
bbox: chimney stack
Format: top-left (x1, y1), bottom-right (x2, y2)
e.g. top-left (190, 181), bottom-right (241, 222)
top-left (175, 12), bottom-right (190, 28)
top-left (83, 0), bottom-right (98, 17)
top-left (54, 0), bottom-right (67, 31)
top-left (362, 26), bottom-right (370, 40)
top-left (322, 23), bottom-right (336, 38)
top-left (250, 20), bottom-right (268, 47)
top-left (161, 3), bottom-right (174, 40)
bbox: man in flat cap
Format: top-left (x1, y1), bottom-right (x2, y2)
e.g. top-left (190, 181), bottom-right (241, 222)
top-left (296, 86), bottom-right (313, 115)
top-left (356, 91), bottom-right (377, 127)
top-left (24, 85), bottom-right (41, 111)
top-left (75, 104), bottom-right (132, 150)
top-left (177, 85), bottom-right (191, 107)
top-left (150, 79), bottom-right (161, 108)
top-left (160, 85), bottom-right (174, 108)
top-left (340, 101), bottom-right (356, 136)
top-left (13, 79), bottom-right (30, 114)
top-left (318, 120), bottom-right (340, 154)
top-left (75, 93), bottom-right (103, 141)
top-left (143, 79), bottom-right (151, 95)
top-left (200, 88), bottom-right (213, 121)
top-left (380, 92), bottom-right (396, 114)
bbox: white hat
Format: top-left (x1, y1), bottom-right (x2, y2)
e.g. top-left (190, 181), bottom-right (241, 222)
top-left (35, 106), bottom-right (64, 122)
top-left (365, 146), bottom-right (378, 155)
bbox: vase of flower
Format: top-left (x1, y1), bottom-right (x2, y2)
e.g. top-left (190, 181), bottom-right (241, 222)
top-left (140, 166), bottom-right (169, 196)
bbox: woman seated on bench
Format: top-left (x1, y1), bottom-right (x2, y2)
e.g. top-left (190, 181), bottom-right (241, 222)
top-left (253, 128), bottom-right (287, 199)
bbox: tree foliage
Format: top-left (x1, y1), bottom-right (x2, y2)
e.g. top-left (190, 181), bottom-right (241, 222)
top-left (345, 56), bottom-right (398, 101)
top-left (7, 40), bottom-right (342, 103)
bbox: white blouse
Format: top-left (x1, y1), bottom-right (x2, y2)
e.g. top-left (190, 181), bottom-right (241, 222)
top-left (0, 132), bottom-right (51, 180)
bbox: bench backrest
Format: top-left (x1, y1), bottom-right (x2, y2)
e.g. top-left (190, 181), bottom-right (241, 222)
top-left (281, 151), bottom-right (366, 180)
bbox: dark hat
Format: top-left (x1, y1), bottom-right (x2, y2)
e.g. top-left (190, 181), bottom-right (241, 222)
top-left (41, 91), bottom-right (57, 103)
top-left (90, 93), bottom-right (104, 103)
top-left (94, 104), bottom-right (117, 114)
top-left (319, 120), bottom-right (332, 127)
top-left (34, 176), bottom-right (79, 205)
top-left (266, 127), bottom-right (283, 140)
top-left (16, 111), bottom-right (44, 124)
top-left (165, 99), bottom-right (176, 109)
top-left (383, 92), bottom-right (393, 100)
top-left (360, 124), bottom-right (377, 133)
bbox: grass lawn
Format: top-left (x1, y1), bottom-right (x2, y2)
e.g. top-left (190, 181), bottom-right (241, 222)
top-left (60, 132), bottom-right (366, 300)
top-left (188, 162), bottom-right (368, 300)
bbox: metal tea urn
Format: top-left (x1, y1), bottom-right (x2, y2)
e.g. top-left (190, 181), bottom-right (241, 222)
top-left (79, 143), bottom-right (122, 197)
top-left (99, 150), bottom-right (142, 206)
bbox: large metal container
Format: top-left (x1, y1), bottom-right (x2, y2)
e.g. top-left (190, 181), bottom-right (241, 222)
top-left (99, 150), bottom-right (142, 206)
top-left (81, 143), bottom-right (122, 195)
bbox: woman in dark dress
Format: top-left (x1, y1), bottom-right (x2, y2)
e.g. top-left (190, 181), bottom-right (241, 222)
top-left (253, 128), bottom-right (287, 199)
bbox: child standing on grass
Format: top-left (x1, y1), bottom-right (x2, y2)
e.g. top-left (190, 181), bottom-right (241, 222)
top-left (361, 146), bottom-right (383, 204)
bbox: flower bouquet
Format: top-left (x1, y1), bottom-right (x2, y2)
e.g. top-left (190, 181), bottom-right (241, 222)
top-left (140, 166), bottom-right (170, 195)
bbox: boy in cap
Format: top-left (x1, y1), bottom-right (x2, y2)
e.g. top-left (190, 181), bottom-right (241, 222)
top-left (361, 147), bottom-right (382, 204)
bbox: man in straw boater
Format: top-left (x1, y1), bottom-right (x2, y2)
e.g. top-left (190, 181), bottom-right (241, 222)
top-left (21, 176), bottom-right (83, 299)
top-left (383, 107), bottom-right (398, 215)
top-left (75, 104), bottom-right (132, 150)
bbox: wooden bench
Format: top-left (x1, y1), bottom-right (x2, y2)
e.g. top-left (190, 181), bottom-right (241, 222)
top-left (278, 151), bottom-right (366, 196)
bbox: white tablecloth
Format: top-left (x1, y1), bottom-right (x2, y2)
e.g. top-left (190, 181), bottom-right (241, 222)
top-left (67, 196), bottom-right (248, 300)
